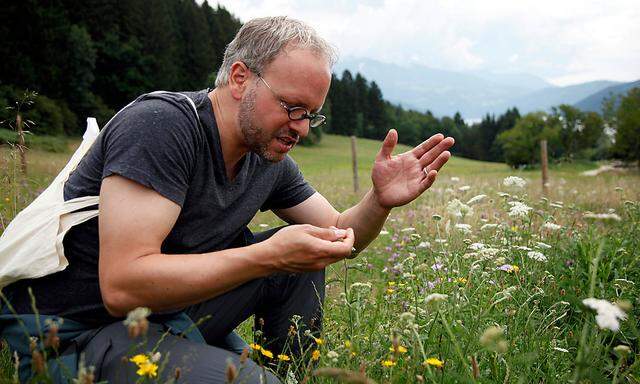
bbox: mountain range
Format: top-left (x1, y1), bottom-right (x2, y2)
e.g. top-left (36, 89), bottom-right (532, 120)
top-left (333, 57), bottom-right (637, 119)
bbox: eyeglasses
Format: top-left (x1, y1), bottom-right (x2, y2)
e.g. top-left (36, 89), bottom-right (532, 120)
top-left (247, 65), bottom-right (327, 128)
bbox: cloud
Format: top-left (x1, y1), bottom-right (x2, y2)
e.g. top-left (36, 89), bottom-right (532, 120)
top-left (209, 0), bottom-right (640, 85)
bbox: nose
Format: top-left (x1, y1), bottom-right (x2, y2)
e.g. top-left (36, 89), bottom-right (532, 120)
top-left (288, 118), bottom-right (309, 139)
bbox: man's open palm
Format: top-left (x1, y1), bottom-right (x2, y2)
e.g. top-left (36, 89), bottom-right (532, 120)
top-left (372, 130), bottom-right (454, 209)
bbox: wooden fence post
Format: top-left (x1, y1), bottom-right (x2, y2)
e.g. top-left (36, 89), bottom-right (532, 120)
top-left (350, 135), bottom-right (359, 193)
top-left (540, 140), bottom-right (548, 196)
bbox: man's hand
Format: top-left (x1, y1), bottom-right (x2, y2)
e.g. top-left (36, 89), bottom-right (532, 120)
top-left (372, 130), bottom-right (454, 209)
top-left (261, 224), bottom-right (355, 272)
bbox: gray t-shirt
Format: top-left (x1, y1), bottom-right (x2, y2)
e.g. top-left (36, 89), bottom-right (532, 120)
top-left (5, 89), bottom-right (315, 325)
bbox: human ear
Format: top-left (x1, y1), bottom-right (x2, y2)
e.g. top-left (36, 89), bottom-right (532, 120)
top-left (229, 62), bottom-right (251, 100)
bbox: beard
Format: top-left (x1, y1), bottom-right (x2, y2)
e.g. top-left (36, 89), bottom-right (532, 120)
top-left (238, 87), bottom-right (290, 163)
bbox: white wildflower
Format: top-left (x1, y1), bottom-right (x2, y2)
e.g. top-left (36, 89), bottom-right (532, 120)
top-left (503, 176), bottom-right (526, 188)
top-left (481, 223), bottom-right (498, 231)
top-left (542, 222), bottom-right (561, 231)
top-left (350, 282), bottom-right (372, 291)
top-left (458, 185), bottom-right (471, 192)
top-left (435, 238), bottom-right (447, 244)
top-left (514, 245), bottom-right (532, 251)
top-left (553, 347), bottom-right (569, 353)
top-left (417, 241), bottom-right (431, 248)
top-left (536, 242), bottom-right (552, 249)
top-left (582, 298), bottom-right (628, 331)
top-left (379, 230), bottom-right (389, 235)
top-left (508, 201), bottom-right (532, 218)
top-left (583, 212), bottom-right (622, 221)
top-left (550, 202), bottom-right (564, 209)
top-left (450, 176), bottom-right (460, 182)
top-left (466, 194), bottom-right (487, 205)
top-left (425, 293), bottom-right (448, 304)
top-left (455, 223), bottom-right (472, 233)
top-left (498, 192), bottom-right (510, 198)
top-left (527, 251), bottom-right (548, 262)
top-left (446, 199), bottom-right (474, 218)
top-left (469, 242), bottom-right (485, 251)
top-left (401, 227), bottom-right (416, 232)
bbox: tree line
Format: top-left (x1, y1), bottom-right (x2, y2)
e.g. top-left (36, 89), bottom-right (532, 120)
top-left (1, 1), bottom-right (638, 166)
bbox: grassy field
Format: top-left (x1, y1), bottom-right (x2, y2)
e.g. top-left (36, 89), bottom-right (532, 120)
top-left (1, 134), bottom-right (639, 383)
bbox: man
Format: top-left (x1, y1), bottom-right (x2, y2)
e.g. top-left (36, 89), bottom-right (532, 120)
top-left (2, 16), bottom-right (453, 383)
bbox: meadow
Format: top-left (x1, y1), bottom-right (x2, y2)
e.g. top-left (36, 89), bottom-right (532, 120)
top-left (1, 134), bottom-right (639, 383)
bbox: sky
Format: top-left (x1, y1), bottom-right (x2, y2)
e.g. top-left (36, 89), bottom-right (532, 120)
top-left (209, 0), bottom-right (640, 86)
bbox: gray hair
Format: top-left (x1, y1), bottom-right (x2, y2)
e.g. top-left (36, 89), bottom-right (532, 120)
top-left (215, 16), bottom-right (338, 88)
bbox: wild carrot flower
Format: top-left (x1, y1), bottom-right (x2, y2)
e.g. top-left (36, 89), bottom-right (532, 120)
top-left (446, 199), bottom-right (473, 218)
top-left (542, 222), bottom-right (561, 231)
top-left (423, 357), bottom-right (444, 368)
top-left (508, 201), bottom-right (532, 218)
top-left (425, 293), bottom-right (448, 304)
top-left (466, 194), bottom-right (487, 205)
top-left (583, 212), bottom-right (622, 221)
top-left (582, 298), bottom-right (628, 331)
top-left (454, 223), bottom-right (472, 233)
top-left (527, 251), bottom-right (548, 262)
top-left (503, 176), bottom-right (526, 188)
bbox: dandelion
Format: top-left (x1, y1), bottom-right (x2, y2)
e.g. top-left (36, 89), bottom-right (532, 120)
top-left (503, 176), bottom-right (526, 188)
top-left (381, 360), bottom-right (396, 367)
top-left (425, 293), bottom-right (448, 304)
top-left (423, 357), bottom-right (444, 368)
top-left (446, 199), bottom-right (474, 218)
top-left (313, 337), bottom-right (324, 345)
top-left (249, 343), bottom-right (261, 351)
top-left (277, 354), bottom-right (291, 361)
top-left (311, 349), bottom-right (321, 361)
top-left (260, 348), bottom-right (273, 359)
top-left (344, 340), bottom-right (351, 348)
top-left (136, 361), bottom-right (158, 378)
top-left (129, 354), bottom-right (149, 365)
top-left (389, 345), bottom-right (408, 353)
top-left (582, 298), bottom-right (628, 331)
top-left (527, 251), bottom-right (548, 262)
top-left (583, 212), bottom-right (622, 221)
top-left (454, 223), bottom-right (472, 233)
top-left (508, 201), bottom-right (532, 218)
top-left (456, 277), bottom-right (468, 284)
top-left (542, 222), bottom-right (562, 231)
top-left (466, 194), bottom-right (486, 205)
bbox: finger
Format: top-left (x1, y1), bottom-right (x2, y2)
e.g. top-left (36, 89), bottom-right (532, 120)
top-left (375, 129), bottom-right (398, 161)
top-left (424, 151), bottom-right (451, 173)
top-left (419, 169), bottom-right (439, 192)
top-left (320, 227), bottom-right (355, 257)
top-left (411, 133), bottom-right (444, 158)
top-left (304, 224), bottom-right (347, 241)
top-left (418, 137), bottom-right (454, 167)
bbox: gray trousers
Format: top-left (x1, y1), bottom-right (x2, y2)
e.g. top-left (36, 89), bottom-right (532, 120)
top-left (81, 227), bottom-right (326, 383)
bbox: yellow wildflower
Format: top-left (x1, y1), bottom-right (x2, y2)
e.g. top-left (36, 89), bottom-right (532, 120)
top-left (381, 360), bottom-right (396, 367)
top-left (386, 288), bottom-right (395, 294)
top-left (344, 340), bottom-right (351, 348)
top-left (277, 354), bottom-right (290, 361)
top-left (511, 265), bottom-right (520, 273)
top-left (389, 345), bottom-right (408, 353)
top-left (424, 357), bottom-right (444, 368)
top-left (457, 277), bottom-right (467, 284)
top-left (136, 362), bottom-right (158, 378)
top-left (260, 348), bottom-right (273, 359)
top-left (311, 349), bottom-right (320, 361)
top-left (129, 354), bottom-right (149, 365)
top-left (313, 337), bottom-right (324, 345)
top-left (249, 343), bottom-right (261, 351)
top-left (387, 281), bottom-right (396, 286)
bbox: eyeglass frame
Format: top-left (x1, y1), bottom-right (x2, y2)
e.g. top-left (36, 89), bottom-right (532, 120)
top-left (244, 64), bottom-right (327, 128)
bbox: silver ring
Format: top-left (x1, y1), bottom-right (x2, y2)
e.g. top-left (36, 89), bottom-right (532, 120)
top-left (423, 168), bottom-right (429, 175)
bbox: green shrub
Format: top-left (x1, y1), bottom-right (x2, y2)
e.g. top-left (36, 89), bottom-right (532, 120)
top-left (0, 129), bottom-right (68, 153)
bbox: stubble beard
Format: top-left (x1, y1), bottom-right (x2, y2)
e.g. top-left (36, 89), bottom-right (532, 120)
top-left (238, 87), bottom-right (282, 163)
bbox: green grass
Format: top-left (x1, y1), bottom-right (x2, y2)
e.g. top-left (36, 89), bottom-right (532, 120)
top-left (1, 134), bottom-right (640, 383)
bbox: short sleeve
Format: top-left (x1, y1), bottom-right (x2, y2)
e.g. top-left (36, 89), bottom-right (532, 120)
top-left (100, 95), bottom-right (200, 207)
top-left (260, 156), bottom-right (315, 211)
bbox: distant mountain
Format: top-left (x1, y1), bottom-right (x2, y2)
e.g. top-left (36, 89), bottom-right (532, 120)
top-left (510, 80), bottom-right (620, 113)
top-left (574, 80), bottom-right (640, 113)
top-left (333, 57), bottom-right (621, 119)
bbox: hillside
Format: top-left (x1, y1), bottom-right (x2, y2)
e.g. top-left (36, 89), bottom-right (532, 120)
top-left (574, 80), bottom-right (640, 113)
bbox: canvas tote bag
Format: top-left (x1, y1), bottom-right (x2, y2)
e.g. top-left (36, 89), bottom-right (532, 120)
top-left (0, 92), bottom-right (199, 289)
